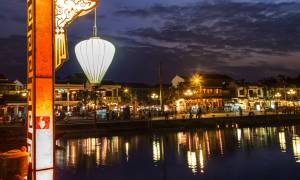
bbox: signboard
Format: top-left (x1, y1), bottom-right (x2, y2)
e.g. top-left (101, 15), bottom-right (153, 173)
top-left (36, 116), bottom-right (50, 129)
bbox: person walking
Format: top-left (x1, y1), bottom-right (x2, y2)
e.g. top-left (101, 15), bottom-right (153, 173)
top-left (239, 106), bottom-right (243, 117)
top-left (164, 111), bottom-right (169, 120)
top-left (189, 111), bottom-right (193, 119)
top-left (148, 111), bottom-right (152, 120)
top-left (196, 108), bottom-right (202, 119)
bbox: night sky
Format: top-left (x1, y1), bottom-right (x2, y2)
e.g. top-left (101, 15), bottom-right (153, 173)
top-left (1, 0), bottom-right (300, 83)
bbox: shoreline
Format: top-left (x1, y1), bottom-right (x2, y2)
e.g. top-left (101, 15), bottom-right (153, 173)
top-left (1, 114), bottom-right (300, 137)
top-left (1, 114), bottom-right (300, 151)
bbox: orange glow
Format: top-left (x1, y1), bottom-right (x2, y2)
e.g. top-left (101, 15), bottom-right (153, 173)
top-left (27, 0), bottom-right (54, 174)
top-left (27, 0), bottom-right (98, 177)
top-left (35, 1), bottom-right (53, 77)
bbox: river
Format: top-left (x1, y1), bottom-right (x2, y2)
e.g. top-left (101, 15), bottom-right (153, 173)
top-left (55, 126), bottom-right (300, 180)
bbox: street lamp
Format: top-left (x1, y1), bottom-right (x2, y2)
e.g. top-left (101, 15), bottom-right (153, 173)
top-left (287, 89), bottom-right (296, 111)
top-left (21, 92), bottom-right (27, 97)
top-left (274, 92), bottom-right (282, 112)
top-left (123, 88), bottom-right (132, 104)
top-left (275, 92), bottom-right (282, 98)
top-left (151, 93), bottom-right (159, 100)
top-left (287, 89), bottom-right (296, 96)
top-left (191, 74), bottom-right (203, 87)
top-left (184, 89), bottom-right (193, 96)
top-left (124, 88), bottom-right (129, 94)
top-left (191, 74), bottom-right (203, 96)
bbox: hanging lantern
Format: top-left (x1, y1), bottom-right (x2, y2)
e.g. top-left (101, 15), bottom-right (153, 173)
top-left (75, 8), bottom-right (115, 84)
top-left (75, 37), bottom-right (115, 84)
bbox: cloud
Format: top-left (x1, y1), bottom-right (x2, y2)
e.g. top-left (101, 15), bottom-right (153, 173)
top-left (1, 0), bottom-right (300, 83)
top-left (112, 1), bottom-right (300, 81)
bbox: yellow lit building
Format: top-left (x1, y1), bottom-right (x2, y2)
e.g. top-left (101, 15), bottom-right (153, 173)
top-left (54, 81), bottom-right (122, 110)
top-left (172, 74), bottom-right (233, 113)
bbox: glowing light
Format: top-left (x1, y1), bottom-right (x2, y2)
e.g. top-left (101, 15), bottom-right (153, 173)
top-left (191, 74), bottom-right (203, 87)
top-left (287, 89), bottom-right (296, 95)
top-left (151, 93), bottom-right (159, 99)
top-left (75, 37), bottom-right (115, 84)
top-left (55, 0), bottom-right (97, 69)
top-left (271, 103), bottom-right (275, 109)
top-left (184, 89), bottom-right (193, 96)
top-left (256, 104), bottom-right (261, 111)
top-left (124, 88), bottom-right (129, 93)
top-left (274, 92), bottom-right (282, 98)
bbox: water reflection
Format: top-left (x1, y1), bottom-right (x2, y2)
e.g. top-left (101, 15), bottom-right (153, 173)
top-left (56, 125), bottom-right (300, 179)
top-left (278, 131), bottom-right (286, 152)
top-left (56, 136), bottom-right (126, 168)
top-left (152, 137), bottom-right (162, 162)
top-left (292, 135), bottom-right (300, 163)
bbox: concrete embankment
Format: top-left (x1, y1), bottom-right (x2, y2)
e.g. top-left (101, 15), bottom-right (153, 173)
top-left (1, 114), bottom-right (300, 140)
top-left (55, 114), bottom-right (300, 137)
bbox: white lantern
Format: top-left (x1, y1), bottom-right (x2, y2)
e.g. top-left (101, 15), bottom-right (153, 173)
top-left (75, 8), bottom-right (115, 84)
top-left (75, 37), bottom-right (115, 84)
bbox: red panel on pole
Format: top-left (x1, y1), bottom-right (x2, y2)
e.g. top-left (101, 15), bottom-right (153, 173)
top-left (35, 116), bottom-right (50, 129)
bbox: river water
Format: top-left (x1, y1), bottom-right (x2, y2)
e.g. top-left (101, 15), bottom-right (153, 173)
top-left (55, 126), bottom-right (300, 180)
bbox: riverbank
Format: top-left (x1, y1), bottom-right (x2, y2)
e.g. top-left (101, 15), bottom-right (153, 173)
top-left (1, 114), bottom-right (300, 137)
top-left (1, 114), bottom-right (300, 151)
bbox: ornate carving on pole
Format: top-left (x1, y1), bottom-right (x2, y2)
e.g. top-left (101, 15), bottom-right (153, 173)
top-left (55, 0), bottom-right (97, 69)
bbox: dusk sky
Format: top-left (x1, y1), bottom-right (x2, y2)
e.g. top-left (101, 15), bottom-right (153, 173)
top-left (1, 0), bottom-right (300, 83)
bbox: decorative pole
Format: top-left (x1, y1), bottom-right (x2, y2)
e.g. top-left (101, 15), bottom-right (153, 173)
top-left (27, 0), bottom-right (55, 179)
top-left (27, 0), bottom-right (97, 179)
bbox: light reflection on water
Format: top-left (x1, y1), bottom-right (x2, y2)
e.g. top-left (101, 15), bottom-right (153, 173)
top-left (56, 126), bottom-right (300, 179)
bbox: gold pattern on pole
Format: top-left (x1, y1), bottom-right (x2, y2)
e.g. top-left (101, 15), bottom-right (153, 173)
top-left (55, 0), bottom-right (98, 69)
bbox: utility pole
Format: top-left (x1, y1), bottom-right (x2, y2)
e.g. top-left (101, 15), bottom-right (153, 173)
top-left (159, 62), bottom-right (164, 112)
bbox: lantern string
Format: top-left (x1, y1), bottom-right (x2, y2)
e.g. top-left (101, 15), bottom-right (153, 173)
top-left (93, 8), bottom-right (97, 37)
